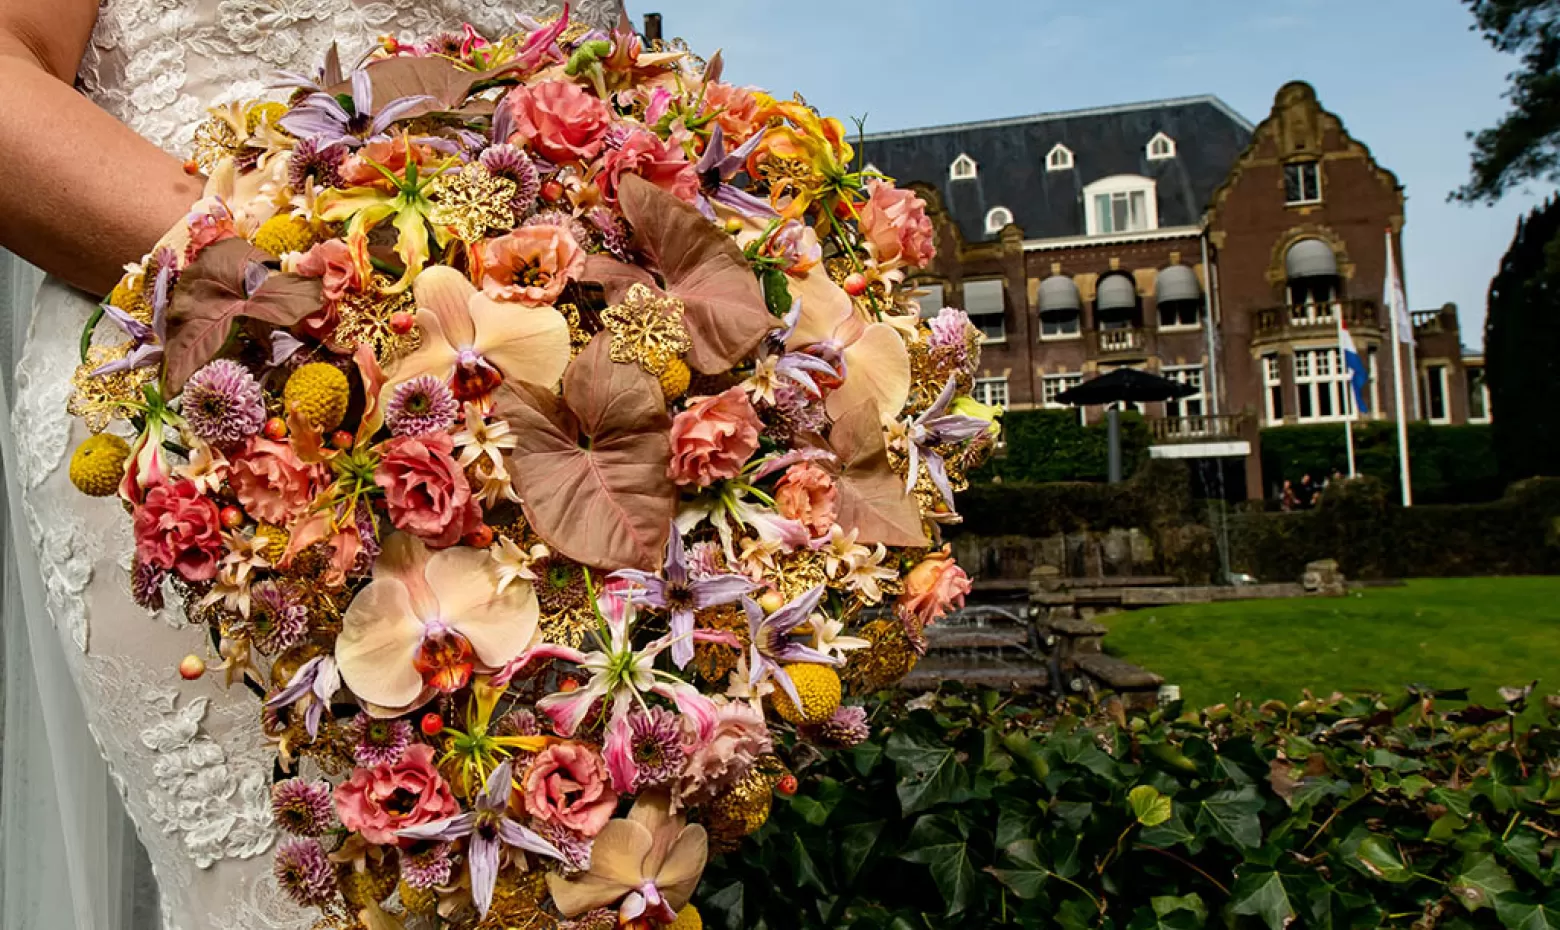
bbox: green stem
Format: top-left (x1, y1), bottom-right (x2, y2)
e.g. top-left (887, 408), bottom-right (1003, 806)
top-left (79, 303), bottom-right (107, 364)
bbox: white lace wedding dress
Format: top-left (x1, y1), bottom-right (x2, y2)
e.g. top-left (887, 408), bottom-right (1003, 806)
top-left (6, 2), bottom-right (620, 927)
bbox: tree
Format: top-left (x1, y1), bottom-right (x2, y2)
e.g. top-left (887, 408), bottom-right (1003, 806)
top-left (1486, 195), bottom-right (1560, 481)
top-left (1453, 0), bottom-right (1560, 203)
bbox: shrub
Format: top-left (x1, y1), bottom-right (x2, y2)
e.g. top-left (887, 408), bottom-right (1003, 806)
top-left (700, 687), bottom-right (1560, 929)
top-left (975, 409), bottom-right (1151, 485)
top-left (1260, 422), bottom-right (1502, 504)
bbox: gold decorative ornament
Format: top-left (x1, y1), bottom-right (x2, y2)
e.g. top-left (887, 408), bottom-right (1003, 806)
top-left (190, 112), bottom-right (245, 174)
top-left (426, 164), bottom-right (520, 243)
top-left (68, 345), bottom-right (156, 433)
top-left (843, 618), bottom-right (920, 694)
top-left (601, 283), bottom-right (691, 376)
top-left (328, 277), bottom-right (422, 364)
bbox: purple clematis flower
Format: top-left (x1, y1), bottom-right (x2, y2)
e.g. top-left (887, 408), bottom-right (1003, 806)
top-left (278, 69), bottom-right (434, 147)
top-left (265, 655), bottom-right (339, 740)
top-left (610, 525), bottom-right (757, 670)
top-left (398, 760), bottom-right (565, 918)
top-left (92, 248), bottom-right (175, 377)
top-left (694, 124), bottom-right (777, 221)
top-left (905, 376), bottom-right (994, 510)
top-left (741, 585), bottom-right (841, 711)
top-left (758, 300), bottom-right (840, 399)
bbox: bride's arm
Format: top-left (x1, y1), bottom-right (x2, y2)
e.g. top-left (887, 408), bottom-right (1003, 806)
top-left (0, 0), bottom-right (205, 296)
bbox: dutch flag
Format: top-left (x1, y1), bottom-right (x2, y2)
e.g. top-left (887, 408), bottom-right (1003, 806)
top-left (1338, 316), bottom-right (1369, 414)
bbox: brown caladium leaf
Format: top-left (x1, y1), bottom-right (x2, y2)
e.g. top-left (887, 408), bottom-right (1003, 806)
top-left (829, 401), bottom-right (930, 548)
top-left (333, 56), bottom-right (504, 121)
top-left (163, 239), bottom-right (323, 393)
top-left (493, 334), bottom-right (676, 571)
top-left (584, 174), bottom-right (774, 375)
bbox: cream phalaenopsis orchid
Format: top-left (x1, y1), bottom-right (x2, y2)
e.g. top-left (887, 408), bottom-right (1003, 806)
top-left (335, 533), bottom-right (541, 717)
top-left (546, 791), bottom-right (708, 924)
top-left (782, 261), bottom-right (911, 425)
top-left (388, 265), bottom-right (570, 403)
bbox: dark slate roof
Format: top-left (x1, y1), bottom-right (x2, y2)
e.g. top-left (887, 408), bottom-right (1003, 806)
top-left (858, 96), bottom-right (1254, 244)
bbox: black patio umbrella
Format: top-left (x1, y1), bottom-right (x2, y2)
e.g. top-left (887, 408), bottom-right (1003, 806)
top-left (1054, 369), bottom-right (1196, 484)
top-left (1054, 367), bottom-right (1196, 406)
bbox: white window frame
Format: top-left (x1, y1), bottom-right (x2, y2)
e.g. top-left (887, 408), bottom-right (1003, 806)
top-left (1467, 367), bottom-right (1491, 424)
top-left (973, 377), bottom-right (1009, 409)
top-left (949, 154), bottom-right (978, 181)
top-left (1046, 144), bottom-right (1074, 172)
top-left (912, 282), bottom-right (944, 320)
top-left (984, 207), bottom-right (1014, 235)
top-left (1082, 175), bottom-right (1158, 237)
top-left (1156, 299), bottom-right (1201, 332)
top-left (960, 278), bottom-right (1006, 344)
top-left (1284, 160), bottom-right (1323, 205)
top-left (1263, 353), bottom-right (1284, 424)
top-left (1294, 347), bottom-right (1355, 422)
top-left (1146, 132), bottom-right (1176, 161)
top-left (1039, 312), bottom-right (1081, 341)
top-left (1425, 364), bottom-right (1451, 424)
top-left (1041, 373), bottom-right (1083, 423)
top-left (1162, 365), bottom-right (1206, 420)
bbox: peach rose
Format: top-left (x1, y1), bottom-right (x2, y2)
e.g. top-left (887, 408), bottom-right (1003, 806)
top-left (293, 239), bottom-right (364, 301)
top-left (774, 462), bottom-right (839, 537)
top-left (701, 82), bottom-right (763, 143)
top-left (896, 547), bottom-right (971, 628)
top-left (230, 437), bottom-right (326, 526)
top-left (503, 80), bottom-right (613, 164)
top-left (334, 744), bottom-right (459, 846)
top-left (667, 387), bottom-right (763, 488)
top-left (374, 433), bottom-right (481, 549)
top-left (598, 128), bottom-right (699, 205)
top-left (133, 479), bottom-right (225, 582)
top-left (337, 137), bottom-right (432, 189)
top-left (858, 179), bottom-right (936, 269)
top-left (475, 226), bottom-right (585, 305)
top-left (522, 742), bottom-right (618, 837)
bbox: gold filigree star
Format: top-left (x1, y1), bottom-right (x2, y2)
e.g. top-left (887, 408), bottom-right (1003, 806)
top-left (68, 345), bottom-right (155, 433)
top-left (426, 164), bottom-right (519, 243)
top-left (327, 275), bottom-right (423, 364)
top-left (600, 283), bottom-right (691, 375)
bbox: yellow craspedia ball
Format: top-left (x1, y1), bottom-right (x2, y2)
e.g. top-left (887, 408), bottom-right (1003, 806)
top-left (107, 276), bottom-right (149, 321)
top-left (254, 523), bottom-right (290, 565)
top-left (771, 663), bottom-right (842, 725)
top-left (396, 880), bottom-right (437, 915)
top-left (283, 362), bottom-right (350, 432)
top-left (252, 214), bottom-right (317, 257)
top-left (245, 101), bottom-right (288, 134)
top-left (658, 357), bottom-right (691, 401)
top-left (669, 905), bottom-right (703, 930)
top-left (69, 433), bottom-right (130, 497)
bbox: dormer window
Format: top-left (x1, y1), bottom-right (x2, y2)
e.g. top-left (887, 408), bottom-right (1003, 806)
top-left (985, 207), bottom-right (1013, 234)
top-left (1045, 144), bottom-right (1074, 172)
top-left (1082, 175), bottom-right (1159, 236)
top-left (949, 154), bottom-right (977, 181)
top-left (1146, 132), bottom-right (1176, 160)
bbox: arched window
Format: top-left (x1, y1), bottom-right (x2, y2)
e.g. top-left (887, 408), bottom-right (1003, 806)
top-left (949, 154), bottom-right (978, 181)
top-left (1146, 132), bottom-right (1176, 161)
top-left (1046, 144), bottom-right (1074, 172)
top-left (985, 206), bottom-right (1014, 234)
top-left (1082, 175), bottom-right (1158, 236)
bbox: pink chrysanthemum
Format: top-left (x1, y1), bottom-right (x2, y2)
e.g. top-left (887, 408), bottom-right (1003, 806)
top-left (626, 707), bottom-right (686, 789)
top-left (288, 136), bottom-right (345, 191)
top-left (385, 375), bottom-right (459, 438)
top-left (586, 207), bottom-right (631, 259)
top-left (686, 540), bottom-right (725, 579)
top-left (769, 382), bottom-right (828, 443)
top-left (536, 820), bottom-right (593, 874)
top-left (496, 709), bottom-right (542, 737)
top-left (250, 580), bottom-right (308, 654)
top-left (480, 143), bottom-right (540, 217)
top-left (559, 910), bottom-right (617, 930)
top-left (399, 841), bottom-right (455, 890)
top-left (181, 360), bottom-right (266, 447)
top-left (804, 704), bottom-right (871, 748)
top-left (131, 559), bottom-right (166, 612)
top-left (523, 209), bottom-right (593, 248)
top-left (347, 713), bottom-right (413, 767)
top-left (273, 840), bottom-right (336, 907)
top-left (271, 779), bottom-right (334, 836)
top-left (350, 502), bottom-right (380, 576)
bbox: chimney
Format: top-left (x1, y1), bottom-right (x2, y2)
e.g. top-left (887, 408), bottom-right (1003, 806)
top-left (642, 12), bottom-right (663, 44)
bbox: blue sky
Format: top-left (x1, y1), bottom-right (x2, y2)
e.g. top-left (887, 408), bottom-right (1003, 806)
top-left (642, 0), bottom-right (1557, 348)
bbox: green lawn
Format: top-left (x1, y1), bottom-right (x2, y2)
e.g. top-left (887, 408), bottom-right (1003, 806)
top-left (1100, 577), bottom-right (1560, 710)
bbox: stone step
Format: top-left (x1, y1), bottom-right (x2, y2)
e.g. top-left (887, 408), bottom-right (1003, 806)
top-left (1074, 653), bottom-right (1164, 691)
top-left (924, 627), bottom-right (1032, 651)
top-left (902, 659), bottom-right (1050, 692)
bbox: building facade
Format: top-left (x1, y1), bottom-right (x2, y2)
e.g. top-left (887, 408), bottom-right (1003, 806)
top-left (860, 82), bottom-right (1486, 497)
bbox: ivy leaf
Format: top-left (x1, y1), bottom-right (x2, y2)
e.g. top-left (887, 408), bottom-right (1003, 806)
top-left (789, 835), bottom-right (827, 893)
top-left (1474, 752), bottom-right (1528, 812)
top-left (1450, 853), bottom-right (1515, 912)
top-left (1495, 892), bottom-right (1560, 930)
top-left (839, 821), bottom-right (884, 885)
top-left (1127, 906), bottom-right (1203, 930)
top-left (1196, 786), bottom-right (1264, 849)
top-left (1139, 806), bottom-right (1197, 850)
top-left (885, 731), bottom-right (962, 815)
top-left (899, 818), bottom-right (977, 915)
top-left (1429, 786), bottom-right (1475, 820)
top-left (1129, 785), bottom-right (1173, 827)
top-left (1231, 870), bottom-right (1297, 930)
top-left (1500, 831), bottom-right (1545, 880)
top-left (1151, 894), bottom-right (1208, 923)
top-left (988, 838), bottom-right (1049, 900)
top-left (1355, 834), bottom-right (1414, 883)
top-left (700, 881), bottom-right (744, 930)
top-left (164, 239), bottom-right (323, 393)
top-left (827, 402), bottom-right (930, 547)
top-left (790, 795), bottom-right (831, 827)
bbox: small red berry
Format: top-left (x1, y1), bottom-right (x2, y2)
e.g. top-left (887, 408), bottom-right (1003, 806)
top-left (540, 178), bottom-right (565, 202)
top-left (389, 310), bottom-right (416, 335)
top-left (219, 505), bottom-right (244, 529)
top-left (263, 416), bottom-right (288, 440)
top-left (843, 272), bottom-right (869, 297)
top-left (331, 430), bottom-right (355, 450)
top-left (758, 589), bottom-right (785, 614)
top-left (776, 774), bottom-right (799, 796)
top-left (182, 159), bottom-right (200, 175)
top-left (178, 654), bottom-right (206, 680)
top-left (559, 677), bottom-right (581, 693)
top-left (420, 712), bottom-right (444, 737)
top-left (463, 524), bottom-right (495, 548)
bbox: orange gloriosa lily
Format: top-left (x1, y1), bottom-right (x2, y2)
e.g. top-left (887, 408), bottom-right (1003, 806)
top-left (748, 94), bottom-right (857, 222)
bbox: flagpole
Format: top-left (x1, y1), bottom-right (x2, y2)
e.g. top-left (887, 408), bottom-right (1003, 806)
top-left (1337, 313), bottom-right (1359, 478)
top-left (1344, 413), bottom-right (1357, 478)
top-left (1385, 230), bottom-right (1413, 506)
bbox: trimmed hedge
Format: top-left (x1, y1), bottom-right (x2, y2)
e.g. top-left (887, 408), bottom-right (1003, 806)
top-left (1260, 422), bottom-right (1502, 504)
top-left (974, 409), bottom-right (1151, 485)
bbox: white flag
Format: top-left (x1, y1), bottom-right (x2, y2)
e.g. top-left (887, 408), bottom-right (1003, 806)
top-left (1384, 233), bottom-right (1412, 344)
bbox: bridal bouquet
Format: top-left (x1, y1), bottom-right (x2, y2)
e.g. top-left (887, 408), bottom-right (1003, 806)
top-left (66, 8), bottom-right (997, 928)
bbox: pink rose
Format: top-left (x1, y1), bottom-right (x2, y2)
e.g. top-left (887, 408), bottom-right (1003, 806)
top-left (598, 128), bottom-right (699, 205)
top-left (667, 387), bottom-right (763, 488)
top-left (133, 479), bottom-right (225, 582)
top-left (760, 220), bottom-right (822, 277)
top-left (338, 137), bottom-right (432, 189)
top-left (230, 437), bottom-right (325, 526)
top-left (678, 702), bottom-right (772, 805)
top-left (475, 226), bottom-right (585, 305)
top-left (774, 462), bottom-right (839, 537)
top-left (896, 547), bottom-right (972, 628)
top-left (294, 239), bottom-right (363, 300)
top-left (701, 82), bottom-right (763, 143)
top-left (374, 433), bottom-right (481, 549)
top-left (858, 179), bottom-right (936, 269)
top-left (521, 742), bottom-right (618, 837)
top-left (334, 744), bottom-right (459, 846)
top-left (503, 80), bottom-right (613, 164)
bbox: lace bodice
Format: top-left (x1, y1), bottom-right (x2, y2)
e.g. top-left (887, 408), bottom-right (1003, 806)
top-left (79, 0), bottom-right (624, 154)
